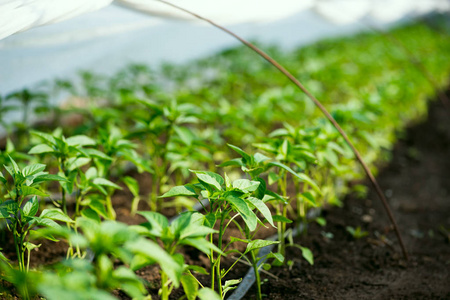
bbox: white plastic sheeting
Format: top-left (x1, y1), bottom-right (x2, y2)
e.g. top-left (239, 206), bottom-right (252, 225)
top-left (118, 0), bottom-right (315, 24)
top-left (0, 0), bottom-right (113, 40)
top-left (0, 0), bottom-right (449, 96)
top-left (1, 0), bottom-right (449, 41)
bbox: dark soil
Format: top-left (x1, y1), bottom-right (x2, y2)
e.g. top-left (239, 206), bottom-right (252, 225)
top-left (243, 95), bottom-right (450, 299)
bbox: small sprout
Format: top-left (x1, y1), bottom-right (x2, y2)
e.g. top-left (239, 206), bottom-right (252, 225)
top-left (346, 226), bottom-right (369, 239)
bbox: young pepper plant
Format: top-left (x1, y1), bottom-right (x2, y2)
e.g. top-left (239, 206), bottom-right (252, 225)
top-left (0, 157), bottom-right (71, 272)
top-left (220, 144), bottom-right (320, 258)
top-left (131, 211), bottom-right (222, 300)
top-left (161, 169), bottom-right (275, 298)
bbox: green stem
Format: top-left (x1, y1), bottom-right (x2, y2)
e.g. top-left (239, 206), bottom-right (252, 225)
top-left (106, 193), bottom-right (116, 220)
top-left (217, 212), bottom-right (226, 298)
top-left (251, 251), bottom-right (262, 300)
top-left (160, 270), bottom-right (169, 300)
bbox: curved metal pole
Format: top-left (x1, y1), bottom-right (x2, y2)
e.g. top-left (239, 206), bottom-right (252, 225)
top-left (155, 0), bottom-right (408, 261)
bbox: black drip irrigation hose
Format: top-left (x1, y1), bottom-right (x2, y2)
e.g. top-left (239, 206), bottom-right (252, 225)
top-left (228, 208), bottom-right (322, 300)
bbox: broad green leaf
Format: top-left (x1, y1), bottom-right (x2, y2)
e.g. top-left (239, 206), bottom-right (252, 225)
top-left (232, 179), bottom-right (260, 193)
top-left (81, 208), bottom-right (101, 223)
top-left (32, 217), bottom-right (61, 229)
top-left (204, 213), bottom-right (216, 228)
top-left (246, 197), bottom-right (275, 227)
top-left (225, 194), bottom-right (257, 231)
top-left (30, 130), bottom-right (56, 145)
top-left (66, 157), bottom-right (91, 171)
top-left (268, 161), bottom-right (321, 193)
top-left (0, 200), bottom-right (18, 218)
top-left (28, 144), bottom-right (54, 154)
top-left (21, 185), bottom-right (49, 197)
top-left (227, 144), bottom-right (251, 164)
top-left (8, 155), bottom-right (20, 174)
top-left (65, 135), bottom-right (96, 147)
top-left (245, 240), bottom-right (279, 254)
top-left (87, 199), bottom-right (109, 219)
top-left (126, 238), bottom-right (182, 287)
top-left (22, 164), bottom-right (46, 177)
top-left (22, 196), bottom-right (39, 217)
top-left (181, 274), bottom-right (198, 300)
top-left (32, 174), bottom-right (67, 184)
top-left (0, 171), bottom-right (6, 184)
top-left (300, 191), bottom-right (317, 207)
top-left (272, 215), bottom-right (293, 223)
top-left (217, 158), bottom-right (244, 168)
top-left (137, 211), bottom-right (168, 237)
top-left (254, 177), bottom-right (266, 200)
top-left (222, 279), bottom-right (242, 299)
top-left (182, 237), bottom-right (224, 256)
top-left (191, 170), bottom-right (223, 191)
top-left (84, 149), bottom-right (112, 161)
top-left (24, 242), bottom-right (41, 252)
top-left (122, 176), bottom-right (139, 197)
top-left (198, 288), bottom-right (221, 300)
top-left (92, 178), bottom-right (122, 190)
top-left (40, 208), bottom-right (74, 223)
top-left (300, 246), bottom-right (314, 265)
top-left (160, 185), bottom-right (197, 198)
top-left (266, 252), bottom-right (284, 264)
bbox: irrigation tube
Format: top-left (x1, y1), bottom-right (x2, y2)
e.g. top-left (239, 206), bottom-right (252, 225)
top-left (154, 0), bottom-right (409, 261)
top-left (228, 209), bottom-right (322, 300)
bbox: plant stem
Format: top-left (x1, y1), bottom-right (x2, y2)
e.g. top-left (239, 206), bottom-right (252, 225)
top-left (160, 270), bottom-right (169, 300)
top-left (154, 0), bottom-right (408, 260)
top-left (251, 251), bottom-right (262, 300)
top-left (216, 212), bottom-right (226, 298)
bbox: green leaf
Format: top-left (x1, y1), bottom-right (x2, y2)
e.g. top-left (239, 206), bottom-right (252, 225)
top-left (84, 148), bottom-right (112, 161)
top-left (92, 178), bottom-right (122, 190)
top-left (182, 237), bottom-right (224, 256)
top-left (28, 144), bottom-right (54, 154)
top-left (245, 240), bottom-right (279, 254)
top-left (181, 274), bottom-right (198, 300)
top-left (0, 171), bottom-right (6, 184)
top-left (232, 179), bottom-right (260, 193)
top-left (126, 238), bottom-right (182, 287)
top-left (137, 211), bottom-right (168, 237)
top-left (246, 197), bottom-right (275, 227)
top-left (300, 246), bottom-right (314, 265)
top-left (217, 158), bottom-right (244, 168)
top-left (160, 185), bottom-right (197, 198)
top-left (223, 279), bottom-right (242, 299)
top-left (32, 174), bottom-right (67, 184)
top-left (24, 242), bottom-right (41, 252)
top-left (268, 161), bottom-right (321, 193)
top-left (40, 208), bottom-right (74, 223)
top-left (300, 191), bottom-right (317, 207)
top-left (227, 144), bottom-right (252, 164)
top-left (122, 176), bottom-right (139, 197)
top-left (81, 208), bottom-right (101, 223)
top-left (30, 130), bottom-right (56, 145)
top-left (272, 215), bottom-right (293, 223)
top-left (191, 170), bottom-right (224, 191)
top-left (204, 213), bottom-right (216, 228)
top-left (32, 217), bottom-right (61, 229)
top-left (266, 252), bottom-right (284, 264)
top-left (22, 164), bottom-right (46, 177)
top-left (66, 157), bottom-right (91, 171)
top-left (65, 135), bottom-right (96, 147)
top-left (8, 155), bottom-right (20, 174)
top-left (21, 185), bottom-right (49, 197)
top-left (225, 194), bottom-right (257, 231)
top-left (198, 288), bottom-right (221, 300)
top-left (22, 196), bottom-right (39, 217)
top-left (254, 177), bottom-right (266, 200)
